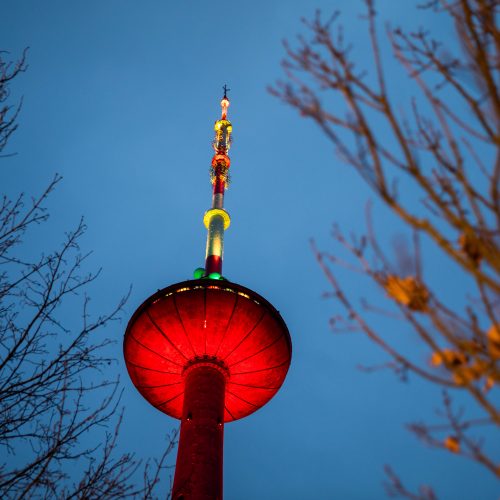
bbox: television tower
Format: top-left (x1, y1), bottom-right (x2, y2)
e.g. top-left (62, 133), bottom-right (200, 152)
top-left (123, 89), bottom-right (292, 500)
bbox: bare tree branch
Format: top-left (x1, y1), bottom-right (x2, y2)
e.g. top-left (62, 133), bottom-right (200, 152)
top-left (273, 0), bottom-right (500, 493)
top-left (0, 50), bottom-right (176, 499)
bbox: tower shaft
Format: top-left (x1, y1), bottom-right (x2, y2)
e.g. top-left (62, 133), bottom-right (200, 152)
top-left (172, 364), bottom-right (225, 500)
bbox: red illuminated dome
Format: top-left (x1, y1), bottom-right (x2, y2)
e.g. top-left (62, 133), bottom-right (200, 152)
top-left (124, 279), bottom-right (291, 422)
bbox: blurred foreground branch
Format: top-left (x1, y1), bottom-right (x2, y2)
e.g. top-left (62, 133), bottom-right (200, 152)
top-left (273, 0), bottom-right (499, 495)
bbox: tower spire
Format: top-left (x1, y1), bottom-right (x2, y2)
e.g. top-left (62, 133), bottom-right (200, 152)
top-left (201, 89), bottom-right (233, 278)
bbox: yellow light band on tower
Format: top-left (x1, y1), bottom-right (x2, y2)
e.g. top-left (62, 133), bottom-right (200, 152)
top-left (205, 214), bottom-right (225, 261)
top-left (203, 208), bottom-right (231, 230)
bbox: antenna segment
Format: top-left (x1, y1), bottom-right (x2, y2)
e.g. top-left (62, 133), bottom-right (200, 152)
top-left (202, 89), bottom-right (233, 278)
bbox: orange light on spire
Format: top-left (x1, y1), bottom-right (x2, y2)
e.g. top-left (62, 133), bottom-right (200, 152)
top-left (221, 83), bottom-right (230, 119)
top-left (221, 97), bottom-right (230, 120)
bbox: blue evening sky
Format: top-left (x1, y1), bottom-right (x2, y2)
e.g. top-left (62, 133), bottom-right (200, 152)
top-left (2, 1), bottom-right (498, 498)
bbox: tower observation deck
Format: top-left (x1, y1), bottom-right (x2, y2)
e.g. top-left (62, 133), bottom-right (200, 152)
top-left (123, 90), bottom-right (292, 500)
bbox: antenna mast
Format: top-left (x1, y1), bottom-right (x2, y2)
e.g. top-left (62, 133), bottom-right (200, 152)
top-left (202, 86), bottom-right (232, 277)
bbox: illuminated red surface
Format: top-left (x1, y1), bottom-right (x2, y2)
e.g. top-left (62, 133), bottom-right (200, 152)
top-left (205, 255), bottom-right (222, 275)
top-left (172, 365), bottom-right (225, 499)
top-left (123, 279), bottom-right (291, 422)
top-left (213, 175), bottom-right (226, 194)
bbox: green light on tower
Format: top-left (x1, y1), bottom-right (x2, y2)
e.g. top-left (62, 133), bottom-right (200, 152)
top-left (193, 267), bottom-right (205, 279)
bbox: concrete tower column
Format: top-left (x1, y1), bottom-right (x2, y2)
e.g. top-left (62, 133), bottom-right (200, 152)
top-left (172, 364), bottom-right (226, 500)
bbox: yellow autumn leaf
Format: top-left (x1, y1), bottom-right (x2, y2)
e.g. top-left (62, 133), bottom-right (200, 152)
top-left (487, 325), bottom-right (500, 359)
top-left (430, 351), bottom-right (444, 366)
top-left (453, 367), bottom-right (479, 385)
top-left (444, 436), bottom-right (460, 453)
top-left (442, 349), bottom-right (467, 366)
top-left (470, 358), bottom-right (488, 377)
top-left (384, 275), bottom-right (429, 311)
top-left (483, 377), bottom-right (495, 393)
top-left (458, 232), bottom-right (482, 266)
top-left (457, 339), bottom-right (481, 355)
